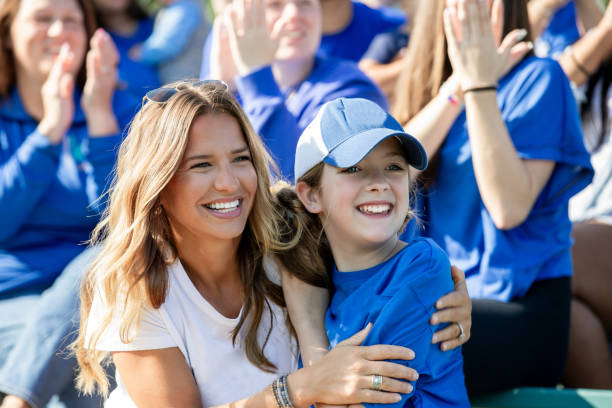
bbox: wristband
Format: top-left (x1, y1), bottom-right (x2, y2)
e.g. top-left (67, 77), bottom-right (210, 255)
top-left (462, 85), bottom-right (497, 94)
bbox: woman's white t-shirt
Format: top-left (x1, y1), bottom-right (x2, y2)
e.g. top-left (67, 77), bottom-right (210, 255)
top-left (86, 258), bottom-right (298, 407)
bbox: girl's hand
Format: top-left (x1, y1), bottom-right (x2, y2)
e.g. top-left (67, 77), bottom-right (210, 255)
top-left (443, 0), bottom-right (532, 90)
top-left (37, 43), bottom-right (76, 144)
top-left (431, 266), bottom-right (472, 351)
top-left (82, 28), bottom-right (119, 137)
top-left (225, 0), bottom-right (281, 75)
top-left (288, 324), bottom-right (419, 408)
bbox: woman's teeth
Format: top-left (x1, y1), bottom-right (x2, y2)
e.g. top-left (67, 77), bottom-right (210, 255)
top-left (205, 200), bottom-right (239, 212)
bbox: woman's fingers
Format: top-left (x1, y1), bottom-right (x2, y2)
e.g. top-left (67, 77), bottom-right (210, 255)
top-left (356, 389), bottom-right (402, 404)
top-left (360, 344), bottom-right (415, 362)
top-left (337, 323), bottom-right (372, 347)
top-left (364, 361), bottom-right (419, 382)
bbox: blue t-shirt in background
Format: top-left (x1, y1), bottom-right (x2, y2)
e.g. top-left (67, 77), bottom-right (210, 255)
top-left (234, 56), bottom-right (387, 181)
top-left (0, 88), bottom-right (139, 295)
top-left (319, 2), bottom-right (405, 62)
top-left (326, 238), bottom-right (469, 408)
top-left (109, 18), bottom-right (160, 98)
top-left (535, 1), bottom-right (580, 58)
top-left (412, 56), bottom-right (593, 302)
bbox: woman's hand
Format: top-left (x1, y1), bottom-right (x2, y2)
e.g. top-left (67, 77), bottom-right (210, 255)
top-left (37, 43), bottom-right (77, 144)
top-left (431, 266), bottom-right (472, 351)
top-left (288, 324), bottom-right (418, 408)
top-left (81, 28), bottom-right (119, 137)
top-left (225, 0), bottom-right (281, 75)
top-left (443, 0), bottom-right (532, 90)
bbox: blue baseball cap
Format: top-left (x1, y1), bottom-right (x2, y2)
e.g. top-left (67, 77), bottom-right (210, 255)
top-left (294, 97), bottom-right (428, 180)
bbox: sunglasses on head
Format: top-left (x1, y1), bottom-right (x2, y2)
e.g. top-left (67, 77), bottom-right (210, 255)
top-left (143, 80), bottom-right (229, 104)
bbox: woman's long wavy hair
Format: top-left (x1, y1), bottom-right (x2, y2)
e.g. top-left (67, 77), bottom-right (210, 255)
top-left (392, 0), bottom-right (533, 185)
top-left (74, 81), bottom-right (296, 396)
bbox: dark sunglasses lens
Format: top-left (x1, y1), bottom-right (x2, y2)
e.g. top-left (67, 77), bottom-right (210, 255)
top-left (146, 87), bottom-right (178, 103)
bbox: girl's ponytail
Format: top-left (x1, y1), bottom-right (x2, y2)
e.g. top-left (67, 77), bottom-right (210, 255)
top-left (272, 181), bottom-right (332, 292)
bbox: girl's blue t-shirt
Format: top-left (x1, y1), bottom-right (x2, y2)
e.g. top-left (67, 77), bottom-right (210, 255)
top-left (110, 18), bottom-right (160, 98)
top-left (326, 237), bottom-right (469, 408)
top-left (415, 56), bottom-right (593, 302)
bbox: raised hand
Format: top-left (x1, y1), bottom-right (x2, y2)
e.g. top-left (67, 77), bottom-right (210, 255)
top-left (209, 15), bottom-right (240, 88)
top-left (225, 0), bottom-right (282, 75)
top-left (81, 28), bottom-right (119, 137)
top-left (443, 0), bottom-right (532, 90)
top-left (37, 43), bottom-right (77, 144)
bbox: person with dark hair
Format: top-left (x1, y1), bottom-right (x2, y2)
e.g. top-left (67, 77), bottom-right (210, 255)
top-left (0, 0), bottom-right (138, 406)
top-left (93, 0), bottom-right (159, 97)
top-left (560, 0), bottom-right (612, 389)
top-left (393, 0), bottom-right (593, 395)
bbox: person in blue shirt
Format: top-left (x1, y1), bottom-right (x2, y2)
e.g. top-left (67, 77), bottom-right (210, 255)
top-left (200, 0), bottom-right (405, 79)
top-left (93, 0), bottom-right (160, 98)
top-left (275, 97), bottom-right (470, 408)
top-left (0, 0), bottom-right (138, 406)
top-left (318, 0), bottom-right (406, 62)
top-left (208, 0), bottom-right (387, 181)
top-left (129, 0), bottom-right (210, 84)
top-left (393, 0), bottom-right (593, 395)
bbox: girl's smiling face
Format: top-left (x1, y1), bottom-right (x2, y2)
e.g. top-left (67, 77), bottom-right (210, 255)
top-left (301, 137), bottom-right (412, 253)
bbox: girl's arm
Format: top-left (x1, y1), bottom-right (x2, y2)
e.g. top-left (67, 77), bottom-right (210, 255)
top-left (403, 24), bottom-right (531, 162)
top-left (112, 328), bottom-right (418, 408)
top-left (559, 1), bottom-right (612, 86)
top-left (281, 265), bottom-right (330, 367)
top-left (444, 0), bottom-right (555, 230)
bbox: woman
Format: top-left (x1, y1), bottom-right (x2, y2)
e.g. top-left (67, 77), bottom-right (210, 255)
top-left (75, 80), bottom-right (419, 407)
top-left (393, 0), bottom-right (593, 395)
top-left (93, 0), bottom-right (159, 97)
top-left (0, 0), bottom-right (138, 407)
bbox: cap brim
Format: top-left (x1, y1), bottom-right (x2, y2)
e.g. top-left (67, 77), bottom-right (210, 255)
top-left (323, 128), bottom-right (428, 171)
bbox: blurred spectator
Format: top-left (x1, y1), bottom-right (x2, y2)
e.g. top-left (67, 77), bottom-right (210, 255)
top-left (0, 0), bottom-right (138, 406)
top-left (359, 0), bottom-right (419, 102)
top-left (529, 0), bottom-right (603, 58)
top-left (394, 0), bottom-right (593, 395)
top-left (560, 0), bottom-right (612, 389)
top-left (130, 0), bottom-right (210, 84)
top-left (200, 0), bottom-right (405, 79)
top-left (318, 0), bottom-right (405, 62)
top-left (93, 0), bottom-right (160, 97)
top-left (209, 0), bottom-right (386, 180)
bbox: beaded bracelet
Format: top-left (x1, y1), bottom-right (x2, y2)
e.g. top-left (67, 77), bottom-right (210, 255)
top-left (272, 375), bottom-right (295, 408)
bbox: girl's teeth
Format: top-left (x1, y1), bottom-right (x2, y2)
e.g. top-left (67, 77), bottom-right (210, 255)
top-left (360, 204), bottom-right (390, 214)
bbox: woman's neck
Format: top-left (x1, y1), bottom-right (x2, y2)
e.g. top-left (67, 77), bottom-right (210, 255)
top-left (330, 235), bottom-right (406, 273)
top-left (16, 73), bottom-right (45, 121)
top-left (175, 234), bottom-right (244, 318)
top-left (100, 13), bottom-right (138, 36)
top-left (321, 0), bottom-right (353, 35)
top-left (272, 57), bottom-right (315, 90)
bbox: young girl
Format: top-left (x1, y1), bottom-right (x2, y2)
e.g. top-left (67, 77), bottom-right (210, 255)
top-left (277, 97), bottom-right (470, 407)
